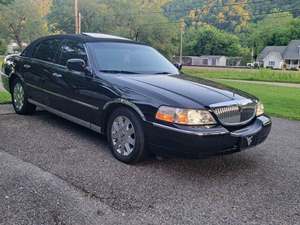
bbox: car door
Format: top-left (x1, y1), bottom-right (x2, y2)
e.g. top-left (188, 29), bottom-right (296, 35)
top-left (44, 39), bottom-right (103, 125)
top-left (21, 39), bottom-right (60, 105)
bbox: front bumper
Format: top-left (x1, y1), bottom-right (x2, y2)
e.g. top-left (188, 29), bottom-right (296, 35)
top-left (145, 116), bottom-right (272, 158)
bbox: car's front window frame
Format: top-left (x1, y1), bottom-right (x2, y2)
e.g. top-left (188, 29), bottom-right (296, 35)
top-left (86, 41), bottom-right (179, 75)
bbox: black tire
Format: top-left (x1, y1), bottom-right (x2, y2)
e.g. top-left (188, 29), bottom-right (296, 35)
top-left (11, 77), bottom-right (36, 115)
top-left (107, 107), bottom-right (146, 164)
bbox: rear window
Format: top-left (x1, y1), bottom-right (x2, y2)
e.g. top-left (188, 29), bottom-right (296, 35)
top-left (33, 39), bottom-right (61, 63)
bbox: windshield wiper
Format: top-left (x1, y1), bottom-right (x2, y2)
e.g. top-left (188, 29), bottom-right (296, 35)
top-left (99, 70), bottom-right (140, 74)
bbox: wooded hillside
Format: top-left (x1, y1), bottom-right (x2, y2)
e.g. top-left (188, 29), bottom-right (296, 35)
top-left (0, 0), bottom-right (299, 62)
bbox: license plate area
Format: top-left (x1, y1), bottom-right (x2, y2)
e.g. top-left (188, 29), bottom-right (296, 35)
top-left (240, 135), bottom-right (257, 149)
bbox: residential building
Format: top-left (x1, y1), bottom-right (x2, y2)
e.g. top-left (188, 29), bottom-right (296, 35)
top-left (258, 40), bottom-right (300, 70)
top-left (257, 46), bottom-right (286, 69)
top-left (283, 40), bottom-right (300, 70)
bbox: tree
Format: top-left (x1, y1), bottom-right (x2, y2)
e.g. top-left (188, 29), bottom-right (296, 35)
top-left (242, 13), bottom-right (300, 58)
top-left (0, 0), bottom-right (49, 49)
top-left (48, 0), bottom-right (178, 57)
top-left (0, 0), bottom-right (13, 5)
top-left (184, 25), bottom-right (250, 58)
top-left (188, 0), bottom-right (251, 33)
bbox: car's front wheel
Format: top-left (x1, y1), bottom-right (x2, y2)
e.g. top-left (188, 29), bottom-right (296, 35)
top-left (107, 107), bottom-right (146, 164)
top-left (11, 78), bottom-right (36, 115)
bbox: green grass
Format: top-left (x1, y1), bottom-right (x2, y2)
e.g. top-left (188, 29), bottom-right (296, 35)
top-left (0, 57), bottom-right (11, 104)
top-left (215, 80), bottom-right (300, 121)
top-left (0, 91), bottom-right (11, 104)
top-left (184, 67), bottom-right (300, 84)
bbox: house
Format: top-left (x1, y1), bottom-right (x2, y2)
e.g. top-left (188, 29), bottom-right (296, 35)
top-left (283, 40), bottom-right (300, 70)
top-left (257, 46), bottom-right (286, 69)
top-left (179, 55), bottom-right (227, 67)
top-left (258, 40), bottom-right (300, 70)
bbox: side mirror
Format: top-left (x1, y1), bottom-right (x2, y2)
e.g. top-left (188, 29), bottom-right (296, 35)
top-left (66, 59), bottom-right (86, 72)
top-left (174, 63), bottom-right (183, 71)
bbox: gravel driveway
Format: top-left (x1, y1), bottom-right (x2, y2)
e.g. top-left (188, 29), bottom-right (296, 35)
top-left (0, 105), bottom-right (299, 225)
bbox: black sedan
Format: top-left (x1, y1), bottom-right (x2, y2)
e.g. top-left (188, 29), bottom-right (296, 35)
top-left (1, 33), bottom-right (271, 163)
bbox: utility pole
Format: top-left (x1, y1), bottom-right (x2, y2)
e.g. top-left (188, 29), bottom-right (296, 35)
top-left (78, 12), bottom-right (82, 34)
top-left (75, 0), bottom-right (79, 34)
top-left (179, 18), bottom-right (185, 65)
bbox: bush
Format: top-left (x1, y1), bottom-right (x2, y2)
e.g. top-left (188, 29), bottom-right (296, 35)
top-left (0, 39), bottom-right (7, 55)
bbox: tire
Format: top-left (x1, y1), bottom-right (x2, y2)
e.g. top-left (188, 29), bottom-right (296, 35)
top-left (11, 77), bottom-right (36, 115)
top-left (107, 107), bottom-right (146, 164)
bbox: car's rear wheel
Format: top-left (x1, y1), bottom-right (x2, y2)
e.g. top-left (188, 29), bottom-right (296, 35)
top-left (107, 107), bottom-right (146, 164)
top-left (11, 78), bottom-right (36, 115)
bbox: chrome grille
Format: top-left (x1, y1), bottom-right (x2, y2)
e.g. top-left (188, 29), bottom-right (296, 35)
top-left (211, 100), bottom-right (256, 126)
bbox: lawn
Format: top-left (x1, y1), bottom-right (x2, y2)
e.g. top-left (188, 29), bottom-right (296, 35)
top-left (184, 67), bottom-right (300, 84)
top-left (0, 91), bottom-right (11, 104)
top-left (214, 80), bottom-right (300, 121)
top-left (0, 57), bottom-right (11, 104)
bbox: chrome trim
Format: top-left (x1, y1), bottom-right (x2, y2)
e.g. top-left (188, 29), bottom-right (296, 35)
top-left (152, 122), bottom-right (229, 136)
top-left (210, 99), bottom-right (257, 126)
top-left (210, 99), bottom-right (255, 108)
top-left (28, 99), bottom-right (102, 133)
top-left (103, 98), bottom-right (146, 121)
top-left (52, 72), bottom-right (62, 78)
top-left (258, 116), bottom-right (272, 126)
top-left (26, 83), bottom-right (99, 110)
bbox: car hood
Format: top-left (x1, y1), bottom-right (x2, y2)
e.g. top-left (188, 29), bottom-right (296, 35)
top-left (99, 73), bottom-right (257, 108)
top-left (125, 74), bottom-right (256, 105)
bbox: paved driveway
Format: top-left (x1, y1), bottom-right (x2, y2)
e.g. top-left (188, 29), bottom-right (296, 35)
top-left (0, 105), bottom-right (299, 225)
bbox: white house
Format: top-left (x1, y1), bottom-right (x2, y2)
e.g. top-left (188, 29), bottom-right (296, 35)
top-left (258, 40), bottom-right (300, 70)
top-left (283, 40), bottom-right (300, 70)
top-left (257, 46), bottom-right (286, 69)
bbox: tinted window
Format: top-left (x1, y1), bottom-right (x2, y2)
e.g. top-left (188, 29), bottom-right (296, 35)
top-left (33, 39), bottom-right (61, 63)
top-left (87, 42), bottom-right (178, 75)
top-left (59, 40), bottom-right (87, 66)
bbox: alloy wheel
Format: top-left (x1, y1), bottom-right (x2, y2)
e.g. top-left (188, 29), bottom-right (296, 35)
top-left (13, 82), bottom-right (25, 111)
top-left (111, 115), bottom-right (136, 156)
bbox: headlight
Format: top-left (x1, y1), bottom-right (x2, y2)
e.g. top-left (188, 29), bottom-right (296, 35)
top-left (256, 102), bottom-right (264, 116)
top-left (155, 106), bottom-right (216, 125)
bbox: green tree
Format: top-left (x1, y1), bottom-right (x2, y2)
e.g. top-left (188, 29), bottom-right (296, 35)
top-left (243, 13), bottom-right (300, 58)
top-left (188, 0), bottom-right (251, 33)
top-left (0, 0), bottom-right (13, 5)
top-left (48, 0), bottom-right (178, 57)
top-left (184, 25), bottom-right (250, 57)
top-left (0, 0), bottom-right (49, 49)
top-left (0, 39), bottom-right (7, 54)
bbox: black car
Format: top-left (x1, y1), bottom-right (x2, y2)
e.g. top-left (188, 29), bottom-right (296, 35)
top-left (1, 33), bottom-right (271, 163)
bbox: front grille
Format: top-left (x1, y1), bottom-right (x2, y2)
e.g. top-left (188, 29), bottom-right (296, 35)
top-left (211, 100), bottom-right (256, 126)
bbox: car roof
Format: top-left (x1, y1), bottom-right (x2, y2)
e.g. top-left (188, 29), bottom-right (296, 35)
top-left (33, 33), bottom-right (139, 44)
top-left (21, 33), bottom-right (145, 57)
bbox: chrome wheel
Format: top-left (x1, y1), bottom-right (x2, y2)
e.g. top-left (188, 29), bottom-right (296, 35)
top-left (13, 82), bottom-right (24, 111)
top-left (111, 116), bottom-right (136, 156)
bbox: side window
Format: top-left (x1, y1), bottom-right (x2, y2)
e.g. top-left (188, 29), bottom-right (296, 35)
top-left (33, 39), bottom-right (61, 63)
top-left (59, 40), bottom-right (88, 66)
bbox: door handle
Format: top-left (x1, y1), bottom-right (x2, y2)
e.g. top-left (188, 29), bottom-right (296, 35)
top-left (52, 73), bottom-right (62, 78)
top-left (24, 64), bottom-right (31, 69)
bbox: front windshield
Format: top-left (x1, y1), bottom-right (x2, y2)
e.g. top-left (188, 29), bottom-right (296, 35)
top-left (87, 42), bottom-right (179, 75)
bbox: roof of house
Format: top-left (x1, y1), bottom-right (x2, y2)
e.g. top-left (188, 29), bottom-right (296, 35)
top-left (199, 55), bottom-right (226, 59)
top-left (257, 46), bottom-right (286, 60)
top-left (283, 40), bottom-right (300, 60)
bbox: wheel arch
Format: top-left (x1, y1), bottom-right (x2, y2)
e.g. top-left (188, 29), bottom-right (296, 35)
top-left (9, 73), bottom-right (24, 93)
top-left (101, 99), bottom-right (146, 134)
